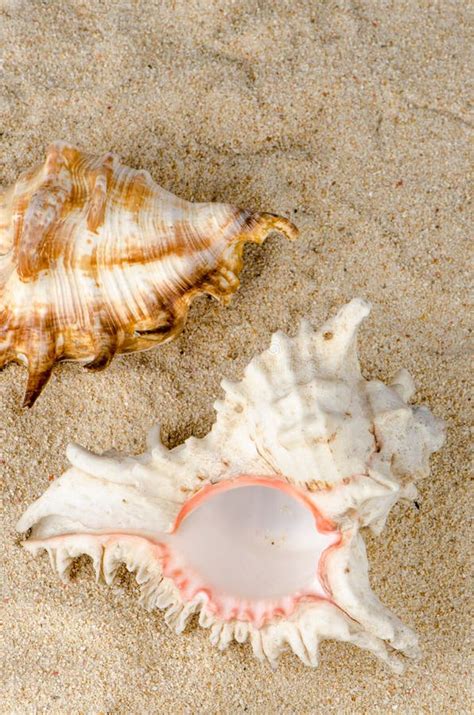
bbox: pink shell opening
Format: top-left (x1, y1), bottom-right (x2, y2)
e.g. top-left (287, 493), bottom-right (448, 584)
top-left (159, 476), bottom-right (342, 628)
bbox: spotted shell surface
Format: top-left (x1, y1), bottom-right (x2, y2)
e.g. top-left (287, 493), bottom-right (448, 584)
top-left (0, 141), bottom-right (298, 406)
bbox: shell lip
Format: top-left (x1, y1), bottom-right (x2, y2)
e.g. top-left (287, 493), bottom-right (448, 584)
top-left (172, 474), bottom-right (339, 534)
top-left (165, 474), bottom-right (342, 628)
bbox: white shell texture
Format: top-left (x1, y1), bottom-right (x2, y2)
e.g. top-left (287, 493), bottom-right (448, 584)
top-left (17, 299), bottom-right (445, 671)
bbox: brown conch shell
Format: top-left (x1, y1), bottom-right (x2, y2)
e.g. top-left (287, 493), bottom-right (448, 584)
top-left (0, 142), bottom-right (298, 406)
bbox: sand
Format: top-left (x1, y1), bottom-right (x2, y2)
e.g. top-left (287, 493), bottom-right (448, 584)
top-left (0, 0), bottom-right (472, 712)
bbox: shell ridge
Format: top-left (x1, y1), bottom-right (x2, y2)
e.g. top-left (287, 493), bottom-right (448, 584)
top-left (16, 147), bottom-right (73, 282)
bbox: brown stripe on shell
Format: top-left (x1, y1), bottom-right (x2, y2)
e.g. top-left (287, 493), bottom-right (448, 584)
top-left (0, 142), bottom-right (299, 405)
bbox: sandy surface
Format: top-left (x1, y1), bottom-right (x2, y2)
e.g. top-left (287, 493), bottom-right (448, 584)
top-left (0, 1), bottom-right (472, 713)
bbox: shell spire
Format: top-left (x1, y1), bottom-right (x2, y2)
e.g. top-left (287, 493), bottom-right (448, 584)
top-left (17, 301), bottom-right (445, 670)
top-left (0, 141), bottom-right (298, 406)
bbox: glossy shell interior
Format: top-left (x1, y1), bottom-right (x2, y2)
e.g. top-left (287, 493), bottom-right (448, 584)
top-left (164, 476), bottom-right (341, 627)
top-left (0, 141), bottom-right (298, 406)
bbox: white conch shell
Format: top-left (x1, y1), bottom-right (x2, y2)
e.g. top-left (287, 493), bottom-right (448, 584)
top-left (17, 299), bottom-right (445, 671)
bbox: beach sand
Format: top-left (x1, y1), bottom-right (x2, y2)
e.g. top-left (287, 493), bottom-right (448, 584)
top-left (0, 1), bottom-right (471, 712)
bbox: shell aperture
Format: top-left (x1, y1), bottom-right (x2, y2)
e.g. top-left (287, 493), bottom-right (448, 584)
top-left (165, 478), bottom-right (340, 627)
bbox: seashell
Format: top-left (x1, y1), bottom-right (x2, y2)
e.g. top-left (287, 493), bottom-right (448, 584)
top-left (17, 299), bottom-right (445, 670)
top-left (0, 141), bottom-right (298, 406)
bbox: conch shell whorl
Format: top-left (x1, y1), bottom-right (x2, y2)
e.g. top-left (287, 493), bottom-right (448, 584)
top-left (17, 300), bottom-right (445, 671)
top-left (0, 142), bottom-right (298, 406)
